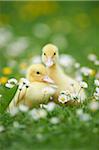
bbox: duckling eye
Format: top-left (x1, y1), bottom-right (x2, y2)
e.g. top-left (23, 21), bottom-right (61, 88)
top-left (44, 53), bottom-right (46, 56)
top-left (36, 71), bottom-right (40, 74)
top-left (61, 92), bottom-right (65, 95)
top-left (54, 52), bottom-right (56, 55)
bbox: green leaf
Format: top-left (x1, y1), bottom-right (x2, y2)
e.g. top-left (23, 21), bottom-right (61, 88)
top-left (0, 85), bottom-right (18, 114)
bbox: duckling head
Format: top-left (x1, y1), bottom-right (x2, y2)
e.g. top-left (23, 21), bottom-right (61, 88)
top-left (27, 64), bottom-right (54, 83)
top-left (42, 44), bottom-right (59, 67)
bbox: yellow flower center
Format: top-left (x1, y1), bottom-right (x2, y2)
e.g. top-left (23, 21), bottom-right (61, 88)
top-left (61, 97), bottom-right (65, 101)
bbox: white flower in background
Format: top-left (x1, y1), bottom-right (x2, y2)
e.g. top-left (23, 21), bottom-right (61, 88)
top-left (89, 101), bottom-right (99, 111)
top-left (36, 133), bottom-right (44, 141)
top-left (29, 108), bottom-right (47, 121)
top-left (94, 79), bottom-right (99, 87)
top-left (42, 87), bottom-right (56, 95)
top-left (80, 81), bottom-right (88, 88)
top-left (76, 109), bottom-right (91, 122)
top-left (0, 27), bottom-right (12, 48)
top-left (76, 109), bottom-right (83, 116)
top-left (94, 87), bottom-right (99, 100)
top-left (6, 37), bottom-right (29, 57)
top-left (58, 91), bottom-right (71, 104)
top-left (75, 73), bottom-right (83, 82)
top-left (13, 121), bottom-right (20, 128)
top-left (18, 104), bottom-right (29, 112)
top-left (94, 92), bottom-right (99, 100)
top-left (59, 54), bottom-right (75, 68)
top-left (74, 62), bottom-right (80, 69)
top-left (80, 67), bottom-right (93, 76)
top-left (13, 121), bottom-right (25, 129)
top-left (94, 60), bottom-right (99, 66)
top-left (96, 87), bottom-right (99, 93)
top-left (51, 34), bottom-right (68, 49)
top-left (0, 94), bottom-right (2, 98)
top-left (31, 55), bottom-right (41, 64)
top-left (43, 102), bottom-right (56, 112)
top-left (0, 125), bottom-right (5, 133)
top-left (29, 109), bottom-right (40, 121)
top-left (50, 117), bottom-right (60, 125)
top-left (79, 113), bottom-right (91, 122)
top-left (33, 23), bottom-right (51, 38)
top-left (37, 109), bottom-right (47, 119)
top-left (88, 53), bottom-right (97, 62)
top-left (93, 128), bottom-right (98, 133)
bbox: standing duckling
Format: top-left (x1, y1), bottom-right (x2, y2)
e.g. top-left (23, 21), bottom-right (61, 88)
top-left (42, 44), bottom-right (86, 102)
top-left (9, 64), bottom-right (57, 110)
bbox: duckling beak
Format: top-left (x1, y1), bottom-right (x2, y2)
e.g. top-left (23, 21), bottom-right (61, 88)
top-left (45, 58), bottom-right (53, 67)
top-left (43, 75), bottom-right (54, 84)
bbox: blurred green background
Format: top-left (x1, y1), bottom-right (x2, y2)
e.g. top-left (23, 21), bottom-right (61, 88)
top-left (0, 2), bottom-right (99, 150)
top-left (0, 1), bottom-right (99, 80)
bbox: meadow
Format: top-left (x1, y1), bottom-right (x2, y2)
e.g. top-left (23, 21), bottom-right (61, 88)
top-left (0, 1), bottom-right (99, 150)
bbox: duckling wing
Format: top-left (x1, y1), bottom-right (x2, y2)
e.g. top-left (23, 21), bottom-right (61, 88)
top-left (22, 82), bottom-right (56, 107)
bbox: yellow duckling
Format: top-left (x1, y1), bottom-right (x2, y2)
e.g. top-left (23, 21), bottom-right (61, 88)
top-left (42, 44), bottom-right (86, 102)
top-left (9, 64), bottom-right (57, 110)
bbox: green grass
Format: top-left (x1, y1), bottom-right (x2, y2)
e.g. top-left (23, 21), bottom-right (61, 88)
top-left (0, 1), bottom-right (99, 150)
top-left (0, 106), bottom-right (99, 150)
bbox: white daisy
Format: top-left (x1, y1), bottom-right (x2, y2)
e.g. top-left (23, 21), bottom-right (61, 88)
top-left (94, 92), bottom-right (99, 100)
top-left (58, 91), bottom-right (71, 104)
top-left (5, 78), bottom-right (18, 89)
top-left (5, 83), bottom-right (14, 89)
top-left (94, 79), bottom-right (99, 87)
top-left (80, 81), bottom-right (88, 88)
top-left (96, 87), bottom-right (99, 93)
top-left (21, 78), bottom-right (30, 86)
top-left (8, 78), bottom-right (18, 85)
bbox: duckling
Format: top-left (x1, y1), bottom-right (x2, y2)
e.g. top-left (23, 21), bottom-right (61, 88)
top-left (9, 64), bottom-right (57, 110)
top-left (42, 44), bottom-right (86, 102)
